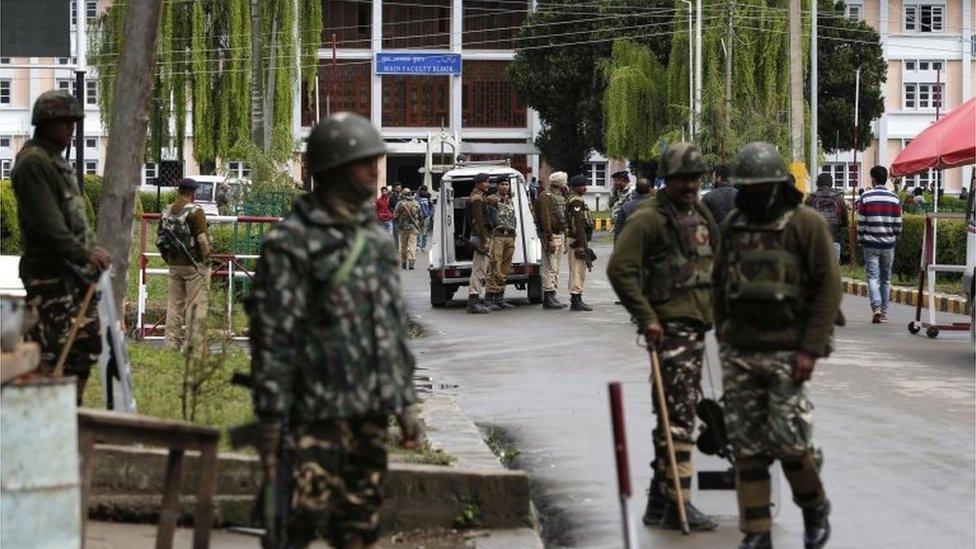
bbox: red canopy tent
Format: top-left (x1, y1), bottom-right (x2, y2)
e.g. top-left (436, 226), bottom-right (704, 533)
top-left (890, 96), bottom-right (976, 177)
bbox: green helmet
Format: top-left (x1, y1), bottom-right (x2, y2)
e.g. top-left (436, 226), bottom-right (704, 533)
top-left (657, 142), bottom-right (708, 179)
top-left (306, 112), bottom-right (387, 175)
top-left (730, 142), bottom-right (789, 186)
top-left (31, 90), bottom-right (85, 125)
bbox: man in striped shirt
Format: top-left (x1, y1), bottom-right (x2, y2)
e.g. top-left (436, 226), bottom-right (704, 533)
top-left (857, 166), bottom-right (903, 323)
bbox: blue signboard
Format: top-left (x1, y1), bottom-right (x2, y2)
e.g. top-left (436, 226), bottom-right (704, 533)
top-left (375, 52), bottom-right (462, 76)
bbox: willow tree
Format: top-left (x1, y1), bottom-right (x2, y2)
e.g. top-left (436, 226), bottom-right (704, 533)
top-left (90, 0), bottom-right (322, 172)
top-left (603, 41), bottom-right (667, 167)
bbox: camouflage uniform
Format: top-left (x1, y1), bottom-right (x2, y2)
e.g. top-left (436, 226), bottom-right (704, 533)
top-left (485, 193), bottom-right (517, 294)
top-left (467, 187), bottom-right (492, 298)
top-left (565, 179), bottom-right (594, 307)
top-left (249, 113), bottom-right (415, 549)
top-left (716, 142), bottom-right (840, 546)
top-left (537, 172), bottom-right (568, 308)
top-left (392, 190), bottom-right (421, 267)
top-left (609, 185), bottom-right (634, 235)
top-left (607, 143), bottom-right (717, 530)
top-left (11, 91), bottom-right (100, 382)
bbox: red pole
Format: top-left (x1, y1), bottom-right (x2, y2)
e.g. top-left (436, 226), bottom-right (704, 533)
top-left (608, 382), bottom-right (634, 548)
top-left (329, 33), bottom-right (337, 116)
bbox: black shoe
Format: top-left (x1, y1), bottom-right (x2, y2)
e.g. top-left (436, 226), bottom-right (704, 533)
top-left (641, 479), bottom-right (668, 526)
top-left (660, 500), bottom-right (717, 532)
top-left (401, 261), bottom-right (407, 269)
top-left (484, 293), bottom-right (502, 312)
top-left (739, 532), bottom-right (773, 549)
top-left (551, 293), bottom-right (565, 307)
top-left (542, 291), bottom-right (566, 310)
top-left (408, 261), bottom-right (415, 270)
top-left (466, 295), bottom-right (489, 314)
top-left (803, 500), bottom-right (830, 549)
top-left (496, 291), bottom-right (516, 309)
top-left (569, 294), bottom-right (593, 312)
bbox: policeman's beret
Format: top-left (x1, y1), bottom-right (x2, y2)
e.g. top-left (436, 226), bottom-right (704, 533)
top-left (569, 175), bottom-right (589, 188)
top-left (176, 178), bottom-right (199, 190)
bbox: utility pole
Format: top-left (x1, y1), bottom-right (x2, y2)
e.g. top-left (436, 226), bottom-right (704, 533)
top-left (74, 0), bottom-right (87, 192)
top-left (788, 0), bottom-right (806, 187)
top-left (810, 0), bottom-right (819, 179)
top-left (694, 0), bottom-right (702, 134)
top-left (723, 0), bottom-right (733, 157)
top-left (97, 0), bottom-right (165, 309)
top-left (250, 0), bottom-right (265, 150)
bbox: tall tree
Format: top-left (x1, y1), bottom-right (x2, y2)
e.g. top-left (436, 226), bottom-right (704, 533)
top-left (603, 41), bottom-right (667, 163)
top-left (97, 0), bottom-right (165, 308)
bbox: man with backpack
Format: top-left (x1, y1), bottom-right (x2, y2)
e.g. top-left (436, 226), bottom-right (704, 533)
top-left (158, 178), bottom-right (212, 350)
top-left (416, 186), bottom-right (434, 251)
top-left (805, 173), bottom-right (848, 262)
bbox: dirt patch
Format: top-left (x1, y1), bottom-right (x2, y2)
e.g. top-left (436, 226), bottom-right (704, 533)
top-left (381, 527), bottom-right (494, 548)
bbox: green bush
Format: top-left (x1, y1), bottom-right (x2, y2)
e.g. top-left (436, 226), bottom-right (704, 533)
top-left (891, 214), bottom-right (966, 278)
top-left (1, 179), bottom-right (20, 255)
top-left (139, 188), bottom-right (176, 214)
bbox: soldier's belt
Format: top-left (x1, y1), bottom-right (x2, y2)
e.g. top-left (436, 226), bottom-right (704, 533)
top-left (492, 228), bottom-right (516, 236)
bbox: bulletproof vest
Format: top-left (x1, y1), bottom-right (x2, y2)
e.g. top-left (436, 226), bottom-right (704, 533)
top-left (495, 197), bottom-right (517, 231)
top-left (17, 144), bottom-right (92, 252)
top-left (157, 203), bottom-right (200, 263)
top-left (643, 206), bottom-right (714, 304)
top-left (548, 191), bottom-right (567, 228)
top-left (396, 199), bottom-right (419, 231)
top-left (723, 209), bottom-right (803, 324)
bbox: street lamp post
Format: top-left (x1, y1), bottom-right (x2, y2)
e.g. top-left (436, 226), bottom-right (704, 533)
top-left (679, 0), bottom-right (694, 137)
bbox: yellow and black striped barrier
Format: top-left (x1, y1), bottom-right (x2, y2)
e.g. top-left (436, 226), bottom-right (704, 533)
top-left (594, 218), bottom-right (613, 232)
top-left (841, 278), bottom-right (967, 315)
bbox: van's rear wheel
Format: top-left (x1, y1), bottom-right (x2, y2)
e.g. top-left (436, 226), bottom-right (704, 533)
top-left (431, 277), bottom-right (448, 307)
top-left (527, 274), bottom-right (543, 304)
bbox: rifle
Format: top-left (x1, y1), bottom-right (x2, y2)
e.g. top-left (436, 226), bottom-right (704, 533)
top-left (228, 372), bottom-right (289, 548)
top-left (161, 226), bottom-right (203, 271)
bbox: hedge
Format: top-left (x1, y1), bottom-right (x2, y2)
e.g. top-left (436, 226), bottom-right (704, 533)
top-left (891, 214), bottom-right (966, 278)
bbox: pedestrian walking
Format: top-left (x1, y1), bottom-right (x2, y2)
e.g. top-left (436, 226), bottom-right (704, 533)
top-left (11, 90), bottom-right (111, 404)
top-left (606, 142), bottom-right (718, 532)
top-left (416, 186), bottom-right (433, 251)
top-left (566, 175), bottom-right (594, 311)
top-left (390, 182), bottom-right (402, 253)
top-left (158, 178), bottom-right (213, 351)
top-left (375, 186), bottom-right (394, 235)
top-left (528, 175), bottom-right (540, 201)
top-left (612, 178), bottom-right (653, 240)
top-left (484, 178), bottom-right (518, 310)
top-left (466, 173), bottom-right (492, 314)
top-left (805, 173), bottom-right (849, 262)
top-left (857, 166), bottom-right (902, 324)
top-left (702, 164), bottom-right (737, 224)
top-left (537, 172), bottom-right (568, 309)
top-left (248, 112), bottom-right (420, 549)
top-left (715, 141), bottom-right (841, 549)
top-left (393, 188), bottom-right (422, 270)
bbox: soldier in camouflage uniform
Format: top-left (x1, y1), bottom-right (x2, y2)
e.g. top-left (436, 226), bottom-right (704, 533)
top-left (606, 143), bottom-right (718, 531)
top-left (608, 170), bottom-right (633, 239)
top-left (249, 112), bottom-right (419, 549)
top-left (484, 178), bottom-right (518, 310)
top-left (392, 187), bottom-right (421, 270)
top-left (466, 173), bottom-right (492, 314)
top-left (12, 90), bottom-right (111, 404)
top-left (565, 175), bottom-right (595, 312)
top-left (537, 172), bottom-right (568, 309)
top-left (715, 142), bottom-right (841, 549)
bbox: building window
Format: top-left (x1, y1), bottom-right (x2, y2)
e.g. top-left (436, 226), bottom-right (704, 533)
top-left (383, 0), bottom-right (450, 49)
top-left (904, 4), bottom-right (945, 33)
top-left (462, 61), bottom-right (527, 128)
top-left (302, 63), bottom-right (371, 126)
top-left (227, 161), bottom-right (251, 179)
top-left (0, 58), bottom-right (10, 64)
top-left (464, 1), bottom-right (528, 49)
top-left (144, 163), bottom-right (158, 181)
top-left (86, 0), bottom-right (97, 20)
top-left (70, 1), bottom-right (76, 25)
top-left (845, 4), bottom-right (862, 21)
top-left (0, 80), bottom-right (10, 105)
top-left (0, 137), bottom-right (10, 148)
top-left (587, 162), bottom-right (607, 187)
top-left (1, 159), bottom-right (11, 179)
top-left (823, 162), bottom-right (859, 188)
top-left (56, 78), bottom-right (74, 94)
top-left (323, 0), bottom-right (371, 48)
top-left (85, 138), bottom-right (97, 149)
top-left (904, 82), bottom-right (943, 110)
top-left (86, 80), bottom-right (97, 105)
top-left (382, 75), bottom-right (449, 127)
top-left (84, 160), bottom-right (97, 175)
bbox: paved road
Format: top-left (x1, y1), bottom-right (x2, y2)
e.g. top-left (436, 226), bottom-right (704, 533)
top-left (405, 239), bottom-right (975, 549)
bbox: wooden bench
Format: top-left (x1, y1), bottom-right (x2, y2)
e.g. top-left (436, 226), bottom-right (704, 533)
top-left (78, 409), bottom-right (220, 549)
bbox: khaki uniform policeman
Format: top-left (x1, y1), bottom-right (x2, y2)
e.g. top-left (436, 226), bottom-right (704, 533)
top-left (565, 175), bottom-right (594, 312)
top-left (715, 142), bottom-right (840, 549)
top-left (606, 143), bottom-right (718, 531)
top-left (11, 90), bottom-right (111, 404)
top-left (392, 188), bottom-right (421, 270)
top-left (249, 113), bottom-right (419, 548)
top-left (484, 178), bottom-right (518, 310)
top-left (537, 172), bottom-right (568, 309)
top-left (466, 173), bottom-right (492, 314)
top-left (160, 178), bottom-right (212, 351)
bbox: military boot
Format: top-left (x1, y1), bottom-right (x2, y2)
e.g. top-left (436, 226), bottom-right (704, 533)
top-left (641, 476), bottom-right (668, 526)
top-left (551, 293), bottom-right (566, 307)
top-left (802, 500), bottom-right (831, 549)
top-left (542, 291), bottom-right (566, 310)
top-left (401, 261), bottom-right (408, 269)
top-left (496, 290), bottom-right (516, 309)
top-left (569, 294), bottom-right (592, 312)
top-left (408, 260), bottom-right (416, 270)
top-left (660, 500), bottom-right (717, 531)
top-left (467, 295), bottom-right (489, 314)
top-left (739, 532), bottom-right (773, 549)
top-left (484, 293), bottom-right (503, 312)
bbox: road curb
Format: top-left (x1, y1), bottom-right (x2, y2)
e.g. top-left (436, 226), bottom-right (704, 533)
top-left (841, 277), bottom-right (968, 315)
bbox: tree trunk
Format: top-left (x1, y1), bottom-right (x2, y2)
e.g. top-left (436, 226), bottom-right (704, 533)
top-left (97, 0), bottom-right (164, 311)
top-left (250, 0), bottom-right (265, 150)
top-left (788, 0), bottom-right (805, 163)
top-left (264, 2), bottom-right (280, 152)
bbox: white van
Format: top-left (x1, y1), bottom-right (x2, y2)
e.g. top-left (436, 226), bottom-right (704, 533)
top-left (428, 164), bottom-right (543, 307)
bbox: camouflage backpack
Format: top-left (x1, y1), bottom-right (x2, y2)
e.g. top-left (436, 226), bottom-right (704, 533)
top-left (157, 204), bottom-right (199, 264)
top-left (806, 191), bottom-right (844, 238)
